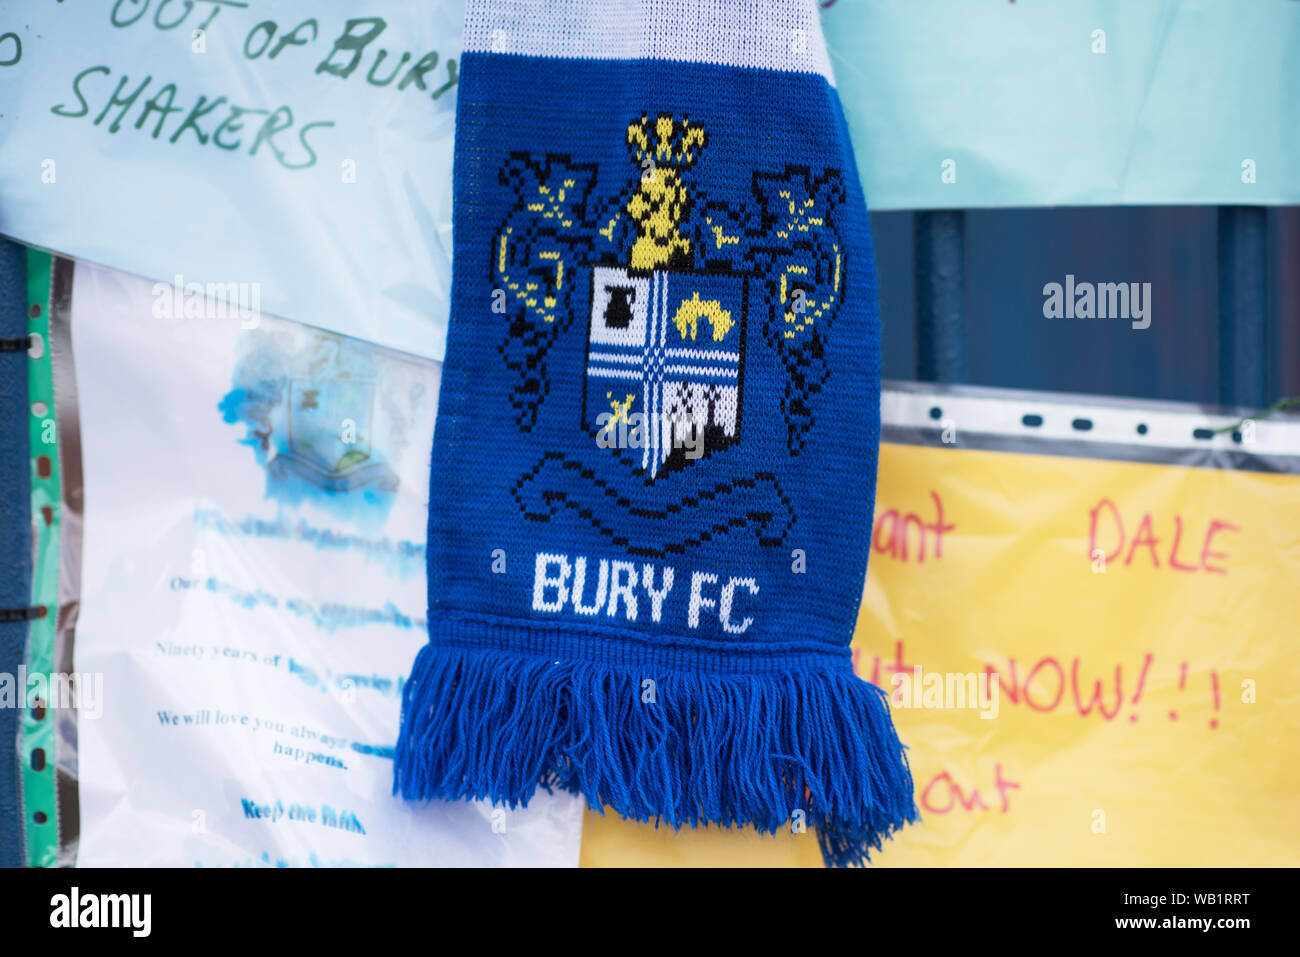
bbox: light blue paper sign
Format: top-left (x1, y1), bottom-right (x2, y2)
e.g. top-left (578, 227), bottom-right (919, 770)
top-left (823, 0), bottom-right (1300, 209)
top-left (0, 1), bottom-right (461, 360)
top-left (2, 2), bottom-right (1296, 365)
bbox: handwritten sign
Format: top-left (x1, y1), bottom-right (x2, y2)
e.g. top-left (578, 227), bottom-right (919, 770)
top-left (848, 442), bottom-right (1299, 866)
top-left (0, 1), bottom-right (462, 360)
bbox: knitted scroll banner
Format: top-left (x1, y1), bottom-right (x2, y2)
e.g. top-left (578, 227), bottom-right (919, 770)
top-left (395, 0), bottom-right (917, 866)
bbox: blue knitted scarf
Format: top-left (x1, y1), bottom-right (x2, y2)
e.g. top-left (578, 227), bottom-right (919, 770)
top-left (395, 0), bottom-right (917, 866)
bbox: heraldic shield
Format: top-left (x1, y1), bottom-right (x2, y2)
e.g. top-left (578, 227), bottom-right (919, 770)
top-left (271, 376), bottom-right (396, 492)
top-left (583, 265), bottom-right (747, 480)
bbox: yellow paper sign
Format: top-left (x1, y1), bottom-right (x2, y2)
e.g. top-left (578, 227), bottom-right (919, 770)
top-left (581, 437), bottom-right (1300, 866)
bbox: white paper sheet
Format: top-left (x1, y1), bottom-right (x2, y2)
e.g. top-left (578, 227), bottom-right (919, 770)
top-left (70, 262), bottom-right (583, 866)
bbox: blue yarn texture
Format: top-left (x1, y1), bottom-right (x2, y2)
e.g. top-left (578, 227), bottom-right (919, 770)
top-left (395, 13), bottom-right (918, 866)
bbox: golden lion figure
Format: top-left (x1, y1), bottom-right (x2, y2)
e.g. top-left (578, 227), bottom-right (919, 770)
top-left (623, 115), bottom-right (707, 272)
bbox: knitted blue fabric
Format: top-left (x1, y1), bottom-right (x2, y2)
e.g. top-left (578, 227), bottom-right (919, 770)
top-left (395, 0), bottom-right (917, 866)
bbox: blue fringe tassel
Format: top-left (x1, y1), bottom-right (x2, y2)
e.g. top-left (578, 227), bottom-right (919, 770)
top-left (394, 643), bottom-right (918, 867)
